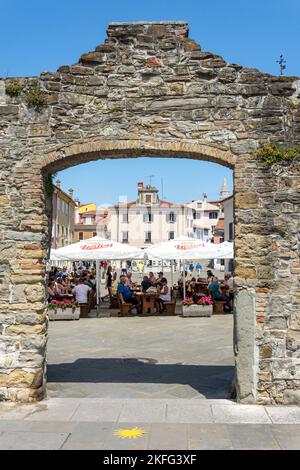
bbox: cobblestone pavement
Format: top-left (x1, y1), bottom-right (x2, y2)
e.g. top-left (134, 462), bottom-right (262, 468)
top-left (0, 398), bottom-right (300, 449)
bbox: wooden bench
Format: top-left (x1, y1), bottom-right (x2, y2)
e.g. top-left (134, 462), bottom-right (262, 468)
top-left (117, 292), bottom-right (133, 316)
top-left (213, 301), bottom-right (227, 314)
top-left (208, 288), bottom-right (226, 315)
top-left (79, 303), bottom-right (89, 318)
top-left (163, 301), bottom-right (176, 315)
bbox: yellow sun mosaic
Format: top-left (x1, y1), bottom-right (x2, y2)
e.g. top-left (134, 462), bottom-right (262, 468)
top-left (114, 427), bottom-right (146, 439)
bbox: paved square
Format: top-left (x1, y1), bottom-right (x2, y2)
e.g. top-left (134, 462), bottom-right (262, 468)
top-left (47, 315), bottom-right (234, 399)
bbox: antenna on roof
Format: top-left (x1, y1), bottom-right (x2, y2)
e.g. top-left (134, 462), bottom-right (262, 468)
top-left (146, 174), bottom-right (155, 186)
top-left (161, 178), bottom-right (164, 199)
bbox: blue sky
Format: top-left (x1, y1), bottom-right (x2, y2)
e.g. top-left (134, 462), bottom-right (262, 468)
top-left (1, 0), bottom-right (299, 204)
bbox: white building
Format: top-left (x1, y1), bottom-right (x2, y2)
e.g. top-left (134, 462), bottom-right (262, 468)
top-left (106, 181), bottom-right (192, 248)
top-left (186, 194), bottom-right (221, 242)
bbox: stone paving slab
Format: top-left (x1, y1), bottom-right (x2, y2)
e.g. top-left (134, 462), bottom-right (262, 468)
top-left (226, 424), bottom-right (280, 450)
top-left (265, 406), bottom-right (300, 424)
top-left (166, 402), bottom-right (213, 423)
top-left (211, 404), bottom-right (272, 424)
top-left (188, 424), bottom-right (233, 450)
top-left (0, 431), bottom-right (69, 450)
top-left (118, 400), bottom-right (166, 423)
top-left (148, 423), bottom-right (188, 450)
top-left (62, 422), bottom-right (115, 450)
top-left (71, 401), bottom-right (121, 422)
top-left (23, 401), bottom-right (80, 422)
top-left (270, 425), bottom-right (300, 450)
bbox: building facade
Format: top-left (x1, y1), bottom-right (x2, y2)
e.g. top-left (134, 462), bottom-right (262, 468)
top-left (51, 181), bottom-right (75, 249)
top-left (74, 202), bottom-right (97, 241)
top-left (186, 195), bottom-right (221, 242)
top-left (107, 181), bottom-right (190, 248)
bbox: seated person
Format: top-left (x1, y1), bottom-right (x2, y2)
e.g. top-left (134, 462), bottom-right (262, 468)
top-left (224, 273), bottom-right (233, 290)
top-left (141, 275), bottom-right (152, 292)
top-left (47, 280), bottom-right (57, 301)
top-left (154, 271), bottom-right (163, 286)
top-left (125, 272), bottom-right (135, 288)
top-left (117, 275), bottom-right (140, 313)
top-left (209, 276), bottom-right (232, 310)
top-left (111, 272), bottom-right (118, 295)
top-left (148, 272), bottom-right (156, 285)
top-left (72, 278), bottom-right (91, 304)
top-left (156, 277), bottom-right (171, 314)
top-left (55, 278), bottom-right (67, 296)
top-left (186, 277), bottom-right (197, 297)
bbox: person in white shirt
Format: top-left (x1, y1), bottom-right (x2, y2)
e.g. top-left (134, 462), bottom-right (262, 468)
top-left (224, 273), bottom-right (233, 290)
top-left (72, 278), bottom-right (91, 304)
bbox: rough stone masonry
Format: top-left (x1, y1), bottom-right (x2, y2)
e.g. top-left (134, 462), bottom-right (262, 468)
top-left (0, 22), bottom-right (299, 403)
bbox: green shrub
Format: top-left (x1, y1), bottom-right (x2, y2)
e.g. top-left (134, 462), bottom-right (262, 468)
top-left (256, 144), bottom-right (300, 166)
top-left (26, 82), bottom-right (46, 110)
top-left (45, 173), bottom-right (57, 196)
top-left (5, 81), bottom-right (23, 97)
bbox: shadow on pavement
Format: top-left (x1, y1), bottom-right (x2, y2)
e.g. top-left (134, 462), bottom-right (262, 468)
top-left (47, 357), bottom-right (234, 399)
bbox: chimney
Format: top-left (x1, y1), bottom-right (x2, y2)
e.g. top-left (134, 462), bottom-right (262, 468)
top-left (56, 180), bottom-right (61, 189)
top-left (138, 181), bottom-right (143, 190)
top-left (74, 198), bottom-right (80, 207)
top-left (68, 188), bottom-right (74, 199)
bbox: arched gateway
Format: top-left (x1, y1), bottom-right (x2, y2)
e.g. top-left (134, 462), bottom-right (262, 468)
top-left (0, 22), bottom-right (299, 404)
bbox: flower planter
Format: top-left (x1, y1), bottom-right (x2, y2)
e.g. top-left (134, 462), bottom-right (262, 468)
top-left (182, 304), bottom-right (212, 317)
top-left (48, 307), bottom-right (80, 321)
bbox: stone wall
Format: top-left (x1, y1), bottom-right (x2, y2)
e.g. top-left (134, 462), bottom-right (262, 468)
top-left (0, 21), bottom-right (299, 402)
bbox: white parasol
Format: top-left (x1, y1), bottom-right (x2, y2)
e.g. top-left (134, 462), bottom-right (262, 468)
top-left (51, 236), bottom-right (143, 261)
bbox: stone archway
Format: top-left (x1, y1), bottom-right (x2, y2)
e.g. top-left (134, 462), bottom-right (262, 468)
top-left (0, 21), bottom-right (299, 404)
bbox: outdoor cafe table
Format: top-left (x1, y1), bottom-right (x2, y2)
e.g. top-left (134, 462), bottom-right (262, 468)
top-left (134, 292), bottom-right (158, 314)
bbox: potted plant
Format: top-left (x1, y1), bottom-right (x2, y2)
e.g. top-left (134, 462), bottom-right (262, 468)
top-left (182, 295), bottom-right (213, 317)
top-left (47, 299), bottom-right (80, 320)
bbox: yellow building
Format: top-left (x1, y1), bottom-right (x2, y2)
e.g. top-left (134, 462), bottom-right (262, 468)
top-left (74, 201), bottom-right (97, 242)
top-left (77, 203), bottom-right (97, 215)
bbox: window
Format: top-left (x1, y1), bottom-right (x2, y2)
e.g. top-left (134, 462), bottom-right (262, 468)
top-left (122, 231), bottom-right (129, 243)
top-left (86, 216), bottom-right (91, 225)
top-left (197, 202), bottom-right (202, 208)
top-left (145, 194), bottom-right (152, 204)
top-left (229, 222), bottom-right (233, 241)
top-left (122, 213), bottom-right (128, 223)
top-left (79, 231), bottom-right (83, 240)
top-left (166, 212), bottom-right (176, 223)
top-left (143, 212), bottom-right (154, 223)
top-left (93, 232), bottom-right (97, 237)
top-left (204, 229), bottom-right (209, 236)
top-left (209, 212), bottom-right (218, 219)
top-left (144, 231), bottom-right (152, 243)
top-left (211, 225), bottom-right (216, 234)
top-left (168, 231), bottom-right (175, 240)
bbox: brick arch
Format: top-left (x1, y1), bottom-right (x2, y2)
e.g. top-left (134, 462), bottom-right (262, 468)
top-left (37, 139), bottom-right (235, 173)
